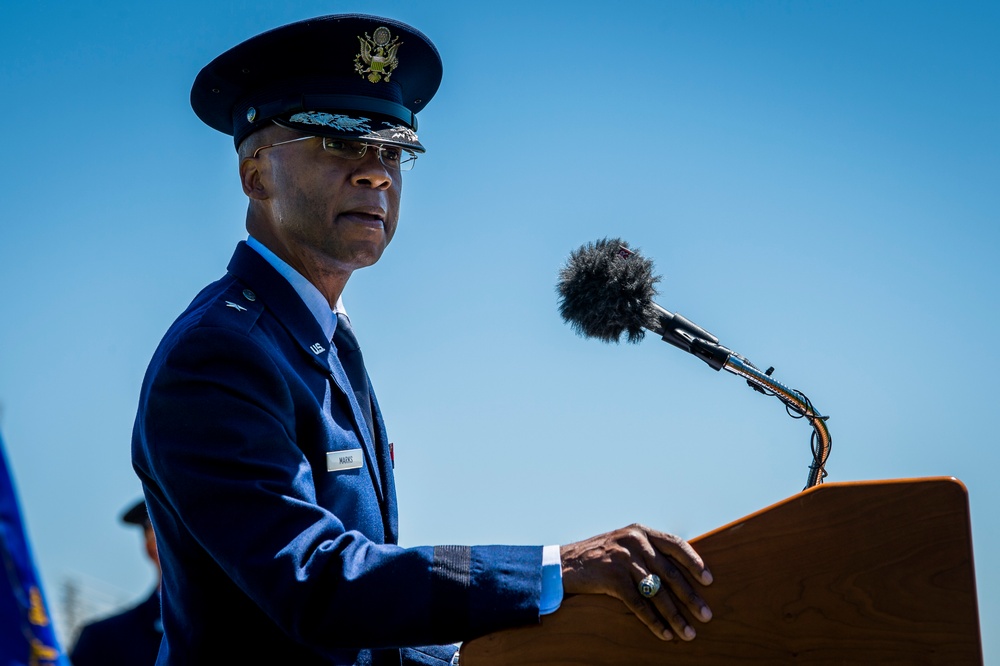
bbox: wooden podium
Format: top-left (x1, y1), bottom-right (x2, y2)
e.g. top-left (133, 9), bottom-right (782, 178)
top-left (462, 478), bottom-right (982, 665)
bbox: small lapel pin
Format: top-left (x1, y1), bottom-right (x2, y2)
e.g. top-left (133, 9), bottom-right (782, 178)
top-left (225, 301), bottom-right (248, 312)
top-left (310, 342), bottom-right (326, 354)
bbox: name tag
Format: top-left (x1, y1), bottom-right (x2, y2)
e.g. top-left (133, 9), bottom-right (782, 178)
top-left (327, 448), bottom-right (364, 472)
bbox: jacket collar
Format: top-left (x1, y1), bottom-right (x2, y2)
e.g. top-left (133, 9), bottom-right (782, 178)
top-left (245, 236), bottom-right (339, 341)
top-left (227, 241), bottom-right (333, 370)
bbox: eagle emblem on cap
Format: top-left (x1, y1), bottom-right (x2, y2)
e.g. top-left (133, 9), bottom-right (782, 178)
top-left (355, 26), bottom-right (402, 83)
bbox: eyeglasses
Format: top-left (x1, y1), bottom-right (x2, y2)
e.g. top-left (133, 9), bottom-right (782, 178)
top-left (252, 135), bottom-right (418, 171)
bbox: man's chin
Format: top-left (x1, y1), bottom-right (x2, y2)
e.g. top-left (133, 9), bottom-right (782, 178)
top-left (343, 243), bottom-right (389, 270)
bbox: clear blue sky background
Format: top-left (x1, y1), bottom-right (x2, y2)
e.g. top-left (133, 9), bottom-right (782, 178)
top-left (2, 0), bottom-right (997, 657)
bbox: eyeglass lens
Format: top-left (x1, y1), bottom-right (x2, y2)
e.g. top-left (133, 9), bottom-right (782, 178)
top-left (321, 138), bottom-right (417, 171)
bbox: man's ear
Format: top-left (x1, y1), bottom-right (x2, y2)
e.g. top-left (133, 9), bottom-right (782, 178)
top-left (240, 157), bottom-right (269, 200)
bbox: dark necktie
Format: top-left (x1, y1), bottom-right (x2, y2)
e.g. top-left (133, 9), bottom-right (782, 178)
top-left (333, 313), bottom-right (374, 438)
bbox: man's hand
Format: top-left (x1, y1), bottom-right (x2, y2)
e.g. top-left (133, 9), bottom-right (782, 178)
top-left (560, 524), bottom-right (713, 642)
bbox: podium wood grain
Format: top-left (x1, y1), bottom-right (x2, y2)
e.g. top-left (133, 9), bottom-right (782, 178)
top-left (462, 477), bottom-right (982, 665)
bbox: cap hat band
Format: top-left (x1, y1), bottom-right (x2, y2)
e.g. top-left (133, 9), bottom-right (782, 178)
top-left (234, 93), bottom-right (417, 145)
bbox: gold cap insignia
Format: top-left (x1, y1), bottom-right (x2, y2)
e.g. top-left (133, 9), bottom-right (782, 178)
top-left (355, 26), bottom-right (402, 83)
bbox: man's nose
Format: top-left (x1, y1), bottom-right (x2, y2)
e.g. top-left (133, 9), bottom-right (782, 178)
top-left (351, 152), bottom-right (393, 190)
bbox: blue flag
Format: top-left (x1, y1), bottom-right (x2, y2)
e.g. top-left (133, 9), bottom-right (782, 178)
top-left (0, 431), bottom-right (68, 666)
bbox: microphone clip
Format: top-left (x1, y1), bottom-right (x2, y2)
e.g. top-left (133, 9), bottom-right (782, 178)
top-left (647, 303), bottom-right (732, 371)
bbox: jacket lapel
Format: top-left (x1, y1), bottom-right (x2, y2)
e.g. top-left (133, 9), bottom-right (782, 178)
top-left (227, 242), bottom-right (385, 503)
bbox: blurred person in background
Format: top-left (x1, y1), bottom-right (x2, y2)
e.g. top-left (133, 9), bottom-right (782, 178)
top-left (69, 499), bottom-right (161, 665)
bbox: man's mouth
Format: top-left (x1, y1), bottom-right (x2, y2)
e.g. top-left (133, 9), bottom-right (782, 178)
top-left (339, 208), bottom-right (386, 226)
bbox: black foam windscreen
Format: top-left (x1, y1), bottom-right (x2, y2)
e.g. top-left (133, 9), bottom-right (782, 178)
top-left (556, 238), bottom-right (660, 344)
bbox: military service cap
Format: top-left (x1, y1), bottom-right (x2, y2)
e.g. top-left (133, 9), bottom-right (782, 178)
top-left (191, 14), bottom-right (442, 152)
top-left (121, 499), bottom-right (150, 527)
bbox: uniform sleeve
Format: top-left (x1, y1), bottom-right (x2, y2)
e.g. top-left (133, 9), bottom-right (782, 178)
top-left (401, 644), bottom-right (460, 665)
top-left (134, 324), bottom-right (542, 650)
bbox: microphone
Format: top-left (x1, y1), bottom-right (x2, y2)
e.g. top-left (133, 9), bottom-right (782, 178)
top-left (556, 237), bottom-right (833, 489)
top-left (556, 238), bottom-right (732, 370)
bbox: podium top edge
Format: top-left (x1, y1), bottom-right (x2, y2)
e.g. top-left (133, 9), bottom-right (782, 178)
top-left (692, 476), bottom-right (969, 546)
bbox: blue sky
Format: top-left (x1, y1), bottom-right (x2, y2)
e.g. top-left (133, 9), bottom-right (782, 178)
top-left (2, 0), bottom-right (997, 657)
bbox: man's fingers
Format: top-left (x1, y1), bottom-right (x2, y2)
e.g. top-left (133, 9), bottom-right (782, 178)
top-left (648, 558), bottom-right (713, 624)
top-left (647, 529), bottom-right (713, 585)
top-left (622, 584), bottom-right (675, 641)
top-left (631, 567), bottom-right (703, 641)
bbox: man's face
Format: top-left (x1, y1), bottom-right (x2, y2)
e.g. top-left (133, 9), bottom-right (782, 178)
top-left (246, 127), bottom-right (402, 276)
top-left (142, 523), bottom-right (160, 573)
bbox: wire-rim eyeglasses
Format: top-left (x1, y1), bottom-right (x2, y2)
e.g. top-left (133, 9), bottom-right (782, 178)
top-left (252, 135), bottom-right (418, 171)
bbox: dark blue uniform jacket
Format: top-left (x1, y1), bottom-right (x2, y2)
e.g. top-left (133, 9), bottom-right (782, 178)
top-left (70, 589), bottom-right (161, 665)
top-left (132, 242), bottom-right (541, 665)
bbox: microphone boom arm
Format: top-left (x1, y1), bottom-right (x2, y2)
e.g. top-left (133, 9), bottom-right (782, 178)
top-left (723, 355), bottom-right (832, 489)
top-left (647, 303), bottom-right (832, 489)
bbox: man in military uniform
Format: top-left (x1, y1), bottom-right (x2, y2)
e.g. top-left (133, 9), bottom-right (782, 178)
top-left (131, 13), bottom-right (713, 665)
top-left (69, 500), bottom-right (161, 665)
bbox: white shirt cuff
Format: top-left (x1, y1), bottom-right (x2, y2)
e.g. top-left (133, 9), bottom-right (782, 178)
top-left (539, 544), bottom-right (563, 615)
